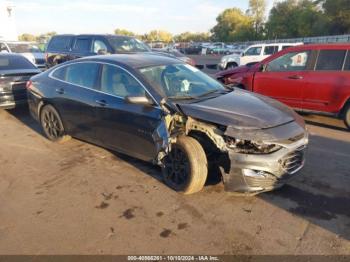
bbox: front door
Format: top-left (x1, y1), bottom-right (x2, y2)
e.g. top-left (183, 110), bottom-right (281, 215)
top-left (253, 50), bottom-right (312, 109)
top-left (94, 64), bottom-right (163, 161)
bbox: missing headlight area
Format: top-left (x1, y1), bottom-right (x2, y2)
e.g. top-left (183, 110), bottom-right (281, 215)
top-left (153, 112), bottom-right (308, 195)
top-left (224, 137), bottom-right (282, 154)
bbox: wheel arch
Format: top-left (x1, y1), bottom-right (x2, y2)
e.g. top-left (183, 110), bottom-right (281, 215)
top-left (339, 97), bottom-right (350, 117)
top-left (38, 102), bottom-right (68, 133)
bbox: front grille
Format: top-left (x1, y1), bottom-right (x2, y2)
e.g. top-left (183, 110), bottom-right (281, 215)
top-left (244, 175), bottom-right (278, 188)
top-left (281, 146), bottom-right (306, 174)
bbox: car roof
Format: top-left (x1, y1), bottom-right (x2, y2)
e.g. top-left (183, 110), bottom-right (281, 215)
top-left (248, 42), bottom-right (302, 48)
top-left (52, 34), bottom-right (134, 39)
top-left (0, 41), bottom-right (37, 44)
top-left (77, 53), bottom-right (183, 69)
top-left (0, 53), bottom-right (27, 58)
top-left (290, 43), bottom-right (350, 49)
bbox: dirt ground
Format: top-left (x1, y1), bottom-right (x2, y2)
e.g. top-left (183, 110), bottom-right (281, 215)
top-left (0, 107), bottom-right (349, 255)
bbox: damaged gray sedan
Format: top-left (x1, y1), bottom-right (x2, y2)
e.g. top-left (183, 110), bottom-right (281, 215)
top-left (27, 54), bottom-right (308, 195)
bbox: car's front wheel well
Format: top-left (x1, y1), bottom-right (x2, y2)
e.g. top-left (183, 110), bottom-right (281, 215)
top-left (188, 131), bottom-right (226, 185)
top-left (340, 97), bottom-right (350, 117)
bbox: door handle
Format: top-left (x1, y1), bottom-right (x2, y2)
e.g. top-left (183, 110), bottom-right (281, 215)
top-left (95, 99), bottom-right (108, 107)
top-left (55, 88), bottom-right (65, 94)
top-left (288, 75), bottom-right (303, 80)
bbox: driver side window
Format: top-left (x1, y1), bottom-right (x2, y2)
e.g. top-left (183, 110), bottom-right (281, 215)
top-left (245, 46), bottom-right (262, 56)
top-left (266, 51), bottom-right (310, 72)
top-left (93, 40), bottom-right (108, 54)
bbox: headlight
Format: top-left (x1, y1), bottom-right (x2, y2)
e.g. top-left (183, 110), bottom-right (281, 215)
top-left (224, 136), bottom-right (282, 154)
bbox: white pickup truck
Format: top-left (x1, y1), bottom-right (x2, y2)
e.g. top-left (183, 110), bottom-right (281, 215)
top-left (218, 42), bottom-right (303, 70)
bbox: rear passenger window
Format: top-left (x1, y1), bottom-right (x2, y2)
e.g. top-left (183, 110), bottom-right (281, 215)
top-left (64, 63), bottom-right (100, 88)
top-left (48, 36), bottom-right (72, 51)
top-left (52, 66), bottom-right (67, 80)
top-left (316, 50), bottom-right (346, 71)
top-left (73, 38), bottom-right (92, 52)
top-left (100, 65), bottom-right (145, 97)
top-left (264, 46), bottom-right (278, 55)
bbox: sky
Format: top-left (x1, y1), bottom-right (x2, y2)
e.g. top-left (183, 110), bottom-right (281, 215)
top-left (9, 0), bottom-right (275, 35)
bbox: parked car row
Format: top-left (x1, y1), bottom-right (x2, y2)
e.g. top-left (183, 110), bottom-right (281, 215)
top-left (1, 48), bottom-right (309, 195)
top-left (216, 44), bottom-right (350, 129)
top-left (0, 54), bottom-right (41, 109)
top-left (0, 40), bottom-right (46, 69)
top-left (218, 42), bottom-right (303, 70)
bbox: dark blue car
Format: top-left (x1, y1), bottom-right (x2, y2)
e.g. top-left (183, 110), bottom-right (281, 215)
top-left (27, 53), bottom-right (308, 195)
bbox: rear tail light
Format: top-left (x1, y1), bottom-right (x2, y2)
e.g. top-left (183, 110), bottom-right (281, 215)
top-left (26, 80), bottom-right (33, 90)
top-left (45, 53), bottom-right (48, 62)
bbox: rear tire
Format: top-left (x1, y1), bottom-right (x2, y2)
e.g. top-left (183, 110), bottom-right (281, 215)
top-left (40, 105), bottom-right (70, 142)
top-left (343, 104), bottom-right (350, 130)
top-left (162, 136), bottom-right (208, 194)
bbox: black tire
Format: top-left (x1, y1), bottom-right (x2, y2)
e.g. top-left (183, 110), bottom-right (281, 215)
top-left (226, 62), bottom-right (238, 70)
top-left (40, 105), bottom-right (70, 142)
top-left (343, 104), bottom-right (350, 130)
top-left (162, 136), bottom-right (208, 194)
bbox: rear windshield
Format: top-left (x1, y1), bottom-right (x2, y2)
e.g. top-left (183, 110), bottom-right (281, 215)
top-left (0, 55), bottom-right (36, 70)
top-left (107, 36), bottom-right (150, 52)
top-left (7, 43), bottom-right (42, 53)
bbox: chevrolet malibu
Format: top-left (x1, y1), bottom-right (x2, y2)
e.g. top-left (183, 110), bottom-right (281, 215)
top-left (27, 54), bottom-right (308, 195)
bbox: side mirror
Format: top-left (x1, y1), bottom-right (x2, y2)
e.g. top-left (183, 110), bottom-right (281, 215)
top-left (125, 95), bottom-right (154, 106)
top-left (97, 49), bottom-right (108, 55)
top-left (259, 64), bottom-right (267, 72)
top-left (241, 53), bottom-right (245, 57)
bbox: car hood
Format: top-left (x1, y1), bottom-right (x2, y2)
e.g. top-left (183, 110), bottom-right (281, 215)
top-left (215, 64), bottom-right (252, 78)
top-left (177, 89), bottom-right (296, 130)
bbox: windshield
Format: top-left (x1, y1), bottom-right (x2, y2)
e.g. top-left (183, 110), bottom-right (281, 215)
top-left (7, 43), bottom-right (42, 53)
top-left (108, 37), bottom-right (150, 52)
top-left (140, 64), bottom-right (226, 99)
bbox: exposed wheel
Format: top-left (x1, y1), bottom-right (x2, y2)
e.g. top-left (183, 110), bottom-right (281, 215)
top-left (162, 136), bottom-right (208, 194)
top-left (40, 105), bottom-right (70, 142)
top-left (343, 104), bottom-right (350, 130)
top-left (226, 62), bottom-right (238, 69)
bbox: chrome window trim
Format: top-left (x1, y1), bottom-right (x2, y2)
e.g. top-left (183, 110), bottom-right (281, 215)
top-left (48, 61), bottom-right (161, 108)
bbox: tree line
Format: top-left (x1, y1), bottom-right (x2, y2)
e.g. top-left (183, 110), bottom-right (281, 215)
top-left (19, 0), bottom-right (350, 43)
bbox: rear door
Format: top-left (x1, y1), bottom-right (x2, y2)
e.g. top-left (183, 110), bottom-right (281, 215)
top-left (94, 64), bottom-right (163, 161)
top-left (252, 49), bottom-right (313, 108)
top-left (46, 36), bottom-right (73, 67)
top-left (49, 62), bottom-right (101, 143)
top-left (302, 49), bottom-right (348, 113)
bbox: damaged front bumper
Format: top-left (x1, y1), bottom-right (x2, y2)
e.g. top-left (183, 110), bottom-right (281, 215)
top-left (221, 135), bottom-right (308, 194)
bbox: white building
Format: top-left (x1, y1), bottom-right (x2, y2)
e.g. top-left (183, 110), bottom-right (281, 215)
top-left (0, 1), bottom-right (18, 40)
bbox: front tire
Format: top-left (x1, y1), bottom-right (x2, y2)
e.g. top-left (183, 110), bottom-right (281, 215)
top-left (225, 62), bottom-right (238, 69)
top-left (40, 105), bottom-right (70, 142)
top-left (162, 136), bottom-right (208, 194)
top-left (343, 104), bottom-right (350, 130)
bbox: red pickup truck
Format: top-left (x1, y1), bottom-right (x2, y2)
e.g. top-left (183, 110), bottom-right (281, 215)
top-left (216, 44), bottom-right (350, 129)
